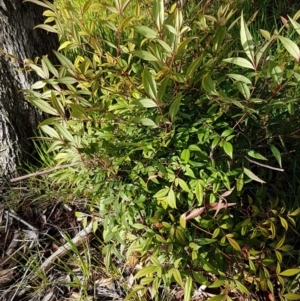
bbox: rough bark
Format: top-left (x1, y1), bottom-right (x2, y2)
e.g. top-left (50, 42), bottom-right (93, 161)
top-left (0, 0), bottom-right (58, 181)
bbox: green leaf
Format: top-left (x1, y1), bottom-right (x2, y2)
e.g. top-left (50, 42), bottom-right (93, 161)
top-left (288, 16), bottom-right (300, 36)
top-left (169, 94), bottom-right (182, 122)
top-left (279, 216), bottom-right (288, 231)
top-left (28, 64), bottom-right (47, 79)
top-left (223, 57), bottom-right (255, 69)
top-left (260, 29), bottom-right (271, 40)
top-left (55, 124), bottom-right (74, 143)
top-left (270, 144), bottom-right (282, 168)
top-left (31, 81), bottom-right (47, 89)
top-left (289, 208), bottom-right (300, 216)
top-left (202, 73), bottom-right (218, 95)
top-left (28, 98), bottom-right (59, 116)
top-left (223, 141), bottom-right (233, 159)
top-left (23, 0), bottom-right (53, 9)
top-left (235, 280), bottom-right (250, 294)
top-left (42, 55), bottom-right (59, 77)
top-left (153, 0), bottom-right (164, 29)
top-left (138, 118), bottom-right (158, 128)
top-left (139, 98), bottom-right (158, 108)
top-left (167, 187), bottom-right (177, 208)
top-left (278, 35), bottom-right (300, 62)
top-left (244, 167), bottom-right (266, 183)
top-left (58, 41), bottom-right (73, 51)
top-left (40, 125), bottom-right (60, 139)
top-left (192, 271), bottom-right (208, 285)
top-left (187, 57), bottom-right (203, 79)
top-left (34, 24), bottom-right (58, 33)
top-left (143, 68), bottom-right (157, 100)
top-left (178, 178), bottom-right (190, 193)
top-left (247, 150), bottom-right (268, 161)
top-left (172, 268), bottom-right (183, 287)
top-left (279, 268), bottom-right (300, 277)
top-left (135, 265), bottom-right (158, 278)
top-left (181, 149), bottom-right (190, 163)
top-left (184, 277), bottom-right (193, 301)
top-left (236, 82), bottom-right (250, 99)
top-left (227, 73), bottom-right (252, 85)
top-left (276, 234), bottom-right (286, 249)
top-left (132, 50), bottom-right (159, 61)
top-left (240, 13), bottom-right (255, 65)
top-left (195, 180), bottom-right (204, 205)
top-left (153, 187), bottom-right (169, 198)
top-left (180, 213), bottom-right (186, 229)
top-left (282, 293), bottom-right (300, 300)
top-left (227, 237), bottom-right (241, 251)
top-left (56, 77), bottom-right (78, 85)
top-left (207, 295), bottom-right (225, 301)
top-left (135, 25), bottom-right (158, 38)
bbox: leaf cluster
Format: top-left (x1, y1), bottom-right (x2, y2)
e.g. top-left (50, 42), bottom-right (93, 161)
top-left (22, 0), bottom-right (300, 300)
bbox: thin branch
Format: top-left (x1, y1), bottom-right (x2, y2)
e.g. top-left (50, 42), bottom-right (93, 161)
top-left (6, 210), bottom-right (38, 232)
top-left (245, 156), bottom-right (284, 172)
top-left (30, 220), bottom-right (94, 280)
top-left (10, 162), bottom-right (82, 183)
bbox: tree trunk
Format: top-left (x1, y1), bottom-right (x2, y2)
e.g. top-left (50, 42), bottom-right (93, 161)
top-left (0, 0), bottom-right (58, 181)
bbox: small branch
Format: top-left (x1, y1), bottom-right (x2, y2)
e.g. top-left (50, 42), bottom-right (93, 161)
top-left (6, 210), bottom-right (38, 232)
top-left (10, 162), bottom-right (82, 183)
top-left (245, 156), bottom-right (284, 172)
top-left (30, 220), bottom-right (94, 280)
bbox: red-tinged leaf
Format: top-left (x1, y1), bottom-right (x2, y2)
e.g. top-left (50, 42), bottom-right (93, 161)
top-left (220, 187), bottom-right (235, 198)
top-left (212, 198), bottom-right (224, 218)
top-left (185, 208), bottom-right (205, 220)
top-left (209, 202), bottom-right (236, 210)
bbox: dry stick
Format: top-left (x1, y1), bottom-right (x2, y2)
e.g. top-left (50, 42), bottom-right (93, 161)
top-left (10, 162), bottom-right (82, 183)
top-left (245, 156), bottom-right (284, 172)
top-left (30, 220), bottom-right (94, 280)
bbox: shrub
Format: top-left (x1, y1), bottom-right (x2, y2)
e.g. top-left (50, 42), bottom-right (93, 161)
top-left (22, 0), bottom-right (300, 300)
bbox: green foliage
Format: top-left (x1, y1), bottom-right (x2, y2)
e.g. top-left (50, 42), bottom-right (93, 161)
top-left (22, 0), bottom-right (300, 299)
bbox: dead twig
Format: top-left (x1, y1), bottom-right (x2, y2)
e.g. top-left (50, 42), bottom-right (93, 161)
top-left (10, 162), bottom-right (82, 183)
top-left (30, 220), bottom-right (94, 280)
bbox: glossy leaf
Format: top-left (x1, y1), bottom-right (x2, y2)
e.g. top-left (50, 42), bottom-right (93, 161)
top-left (270, 144), bottom-right (282, 168)
top-left (240, 13), bottom-right (255, 65)
top-left (206, 295), bottom-right (225, 301)
top-left (132, 50), bottom-right (159, 61)
top-left (279, 268), bottom-right (300, 277)
top-left (167, 187), bottom-right (177, 208)
top-left (282, 293), bottom-right (300, 300)
top-left (278, 35), bottom-right (300, 62)
top-left (139, 98), bottom-right (158, 108)
top-left (223, 57), bottom-right (255, 69)
top-left (143, 68), bottom-right (157, 100)
top-left (223, 141), bottom-right (233, 159)
top-left (244, 167), bottom-right (266, 183)
top-left (184, 277), bottom-right (193, 301)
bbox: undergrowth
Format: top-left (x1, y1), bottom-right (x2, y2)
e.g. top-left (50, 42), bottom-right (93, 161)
top-left (1, 0), bottom-right (300, 300)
